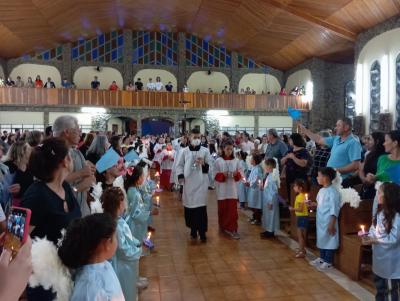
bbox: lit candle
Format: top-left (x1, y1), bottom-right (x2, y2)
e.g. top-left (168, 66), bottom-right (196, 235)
top-left (156, 196), bottom-right (160, 207)
top-left (155, 171), bottom-right (160, 177)
top-left (147, 232), bottom-right (152, 240)
top-left (305, 193), bottom-right (308, 201)
top-left (361, 225), bottom-right (365, 233)
top-left (242, 177), bottom-right (246, 183)
top-left (157, 183), bottom-right (160, 190)
top-left (258, 179), bottom-right (261, 185)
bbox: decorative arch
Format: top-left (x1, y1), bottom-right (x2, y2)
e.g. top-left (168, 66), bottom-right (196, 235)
top-left (107, 115), bottom-right (137, 135)
top-left (187, 71), bottom-right (229, 93)
top-left (10, 63), bottom-right (62, 85)
top-left (238, 73), bottom-right (281, 94)
top-left (369, 60), bottom-right (381, 132)
top-left (285, 69), bottom-right (312, 92)
top-left (73, 66), bottom-right (123, 89)
top-left (133, 69), bottom-right (177, 91)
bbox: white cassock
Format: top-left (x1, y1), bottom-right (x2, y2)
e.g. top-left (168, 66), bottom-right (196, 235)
top-left (175, 146), bottom-right (211, 208)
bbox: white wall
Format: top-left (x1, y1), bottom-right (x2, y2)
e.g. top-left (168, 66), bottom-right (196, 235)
top-left (190, 119), bottom-right (205, 134)
top-left (0, 111), bottom-right (43, 124)
top-left (259, 116), bottom-right (293, 128)
top-left (134, 69), bottom-right (177, 92)
top-left (187, 71), bottom-right (229, 93)
top-left (285, 69), bottom-right (312, 91)
top-left (356, 27), bottom-right (400, 132)
top-left (49, 112), bottom-right (92, 126)
top-left (107, 117), bottom-right (124, 134)
top-left (10, 64), bottom-right (61, 86)
top-left (238, 74), bottom-right (281, 94)
top-left (73, 66), bottom-right (123, 89)
top-left (218, 115), bottom-right (254, 127)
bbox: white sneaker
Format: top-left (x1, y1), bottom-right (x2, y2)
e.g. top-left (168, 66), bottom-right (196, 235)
top-left (309, 257), bottom-right (323, 267)
top-left (317, 262), bottom-right (332, 271)
top-left (139, 277), bottom-right (148, 283)
top-left (137, 280), bottom-right (148, 289)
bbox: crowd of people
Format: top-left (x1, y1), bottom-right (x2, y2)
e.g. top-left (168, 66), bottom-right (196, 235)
top-left (0, 115), bottom-right (400, 300)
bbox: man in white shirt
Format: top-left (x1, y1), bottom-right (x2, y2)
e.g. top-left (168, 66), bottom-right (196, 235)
top-left (146, 78), bottom-right (156, 91)
top-left (241, 133), bottom-right (254, 154)
top-left (155, 76), bottom-right (164, 91)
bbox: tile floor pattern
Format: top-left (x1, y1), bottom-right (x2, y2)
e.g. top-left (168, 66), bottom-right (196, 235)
top-left (139, 191), bottom-right (359, 301)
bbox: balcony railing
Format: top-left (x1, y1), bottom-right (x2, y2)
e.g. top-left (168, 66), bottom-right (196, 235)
top-left (0, 87), bottom-right (310, 111)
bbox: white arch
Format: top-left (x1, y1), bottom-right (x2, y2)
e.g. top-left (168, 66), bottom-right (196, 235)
top-left (187, 71), bottom-right (229, 93)
top-left (73, 66), bottom-right (123, 89)
top-left (285, 69), bottom-right (312, 92)
top-left (238, 73), bottom-right (281, 94)
top-left (134, 69), bottom-right (177, 92)
top-left (10, 63), bottom-right (61, 86)
top-left (356, 28), bottom-right (400, 132)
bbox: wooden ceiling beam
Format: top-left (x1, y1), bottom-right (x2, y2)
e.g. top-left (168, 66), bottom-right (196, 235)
top-left (263, 0), bottom-right (357, 42)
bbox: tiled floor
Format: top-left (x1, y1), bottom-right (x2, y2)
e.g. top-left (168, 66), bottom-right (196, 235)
top-left (139, 191), bottom-right (360, 301)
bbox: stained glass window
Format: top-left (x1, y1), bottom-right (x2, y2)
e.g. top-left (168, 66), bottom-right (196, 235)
top-left (71, 30), bottom-right (124, 63)
top-left (185, 34), bottom-right (231, 67)
top-left (132, 31), bottom-right (178, 65)
top-left (237, 55), bottom-right (266, 69)
top-left (370, 61), bottom-right (381, 132)
top-left (21, 46), bottom-right (63, 61)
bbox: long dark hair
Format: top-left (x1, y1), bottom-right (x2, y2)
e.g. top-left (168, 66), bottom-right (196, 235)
top-left (363, 132), bottom-right (385, 174)
top-left (58, 213), bottom-right (116, 269)
top-left (220, 139), bottom-right (234, 159)
top-left (373, 182), bottom-right (400, 234)
top-left (124, 165), bottom-right (144, 190)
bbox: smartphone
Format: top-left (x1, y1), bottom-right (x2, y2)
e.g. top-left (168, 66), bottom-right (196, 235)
top-left (4, 206), bottom-right (31, 255)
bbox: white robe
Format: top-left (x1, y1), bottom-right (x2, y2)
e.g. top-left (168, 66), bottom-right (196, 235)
top-left (214, 157), bottom-right (243, 200)
top-left (176, 146), bottom-right (211, 208)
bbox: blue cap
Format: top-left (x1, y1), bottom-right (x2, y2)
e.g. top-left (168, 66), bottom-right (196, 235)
top-left (96, 148), bottom-right (121, 173)
top-left (288, 106), bottom-right (301, 120)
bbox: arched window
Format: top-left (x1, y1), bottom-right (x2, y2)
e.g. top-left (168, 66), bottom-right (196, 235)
top-left (344, 80), bottom-right (355, 120)
top-left (396, 54), bottom-right (400, 130)
top-left (370, 61), bottom-right (381, 132)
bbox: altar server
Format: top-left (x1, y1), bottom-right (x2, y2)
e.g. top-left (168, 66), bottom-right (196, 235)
top-left (214, 139), bottom-right (243, 239)
top-left (160, 143), bottom-right (175, 190)
top-left (176, 128), bottom-right (212, 242)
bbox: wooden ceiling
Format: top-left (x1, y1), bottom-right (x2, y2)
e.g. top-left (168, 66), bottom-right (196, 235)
top-left (0, 0), bottom-right (399, 70)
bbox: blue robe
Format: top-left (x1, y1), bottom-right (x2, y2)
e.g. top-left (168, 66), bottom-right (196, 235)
top-left (125, 187), bottom-right (150, 242)
top-left (247, 165), bottom-right (263, 209)
top-left (316, 185), bottom-right (340, 250)
top-left (370, 212), bottom-right (400, 279)
top-left (70, 261), bottom-right (125, 301)
top-left (139, 180), bottom-right (154, 225)
top-left (261, 173), bottom-right (280, 232)
top-left (237, 161), bottom-right (248, 203)
top-left (111, 217), bottom-right (142, 301)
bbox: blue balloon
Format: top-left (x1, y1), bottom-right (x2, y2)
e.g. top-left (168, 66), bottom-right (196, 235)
top-left (288, 106), bottom-right (302, 120)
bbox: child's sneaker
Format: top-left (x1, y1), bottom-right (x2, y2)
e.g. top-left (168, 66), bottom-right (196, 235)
top-left (309, 257), bottom-right (323, 267)
top-left (231, 232), bottom-right (240, 240)
top-left (317, 262), bottom-right (332, 271)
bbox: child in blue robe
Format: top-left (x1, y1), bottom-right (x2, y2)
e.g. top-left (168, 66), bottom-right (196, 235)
top-left (362, 182), bottom-right (400, 301)
top-left (102, 187), bottom-right (142, 301)
top-left (246, 153), bottom-right (264, 225)
top-left (58, 213), bottom-right (125, 301)
top-left (124, 165), bottom-right (151, 243)
top-left (236, 151), bottom-right (248, 209)
top-left (260, 158), bottom-right (280, 238)
top-left (309, 167), bottom-right (340, 271)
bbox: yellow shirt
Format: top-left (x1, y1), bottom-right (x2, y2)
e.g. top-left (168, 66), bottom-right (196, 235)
top-left (294, 193), bottom-right (308, 217)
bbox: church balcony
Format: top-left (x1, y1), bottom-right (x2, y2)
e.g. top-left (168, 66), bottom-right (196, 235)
top-left (0, 87), bottom-right (310, 112)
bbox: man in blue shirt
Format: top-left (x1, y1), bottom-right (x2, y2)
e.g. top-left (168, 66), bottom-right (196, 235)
top-left (300, 118), bottom-right (362, 180)
top-left (91, 76), bottom-right (100, 90)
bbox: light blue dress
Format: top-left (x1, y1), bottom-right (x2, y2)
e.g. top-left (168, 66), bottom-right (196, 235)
top-left (139, 180), bottom-right (154, 226)
top-left (369, 212), bottom-right (400, 279)
top-left (247, 165), bottom-right (264, 209)
top-left (316, 185), bottom-right (341, 250)
top-left (70, 261), bottom-right (125, 301)
top-left (111, 217), bottom-right (142, 301)
top-left (237, 160), bottom-right (248, 203)
top-left (261, 173), bottom-right (280, 233)
top-left (125, 187), bottom-right (150, 243)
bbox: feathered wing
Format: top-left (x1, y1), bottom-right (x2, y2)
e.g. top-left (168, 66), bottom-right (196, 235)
top-left (29, 237), bottom-right (73, 301)
top-left (90, 182), bottom-right (104, 213)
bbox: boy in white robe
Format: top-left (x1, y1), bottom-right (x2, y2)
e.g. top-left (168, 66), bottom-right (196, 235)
top-left (176, 129), bottom-right (211, 242)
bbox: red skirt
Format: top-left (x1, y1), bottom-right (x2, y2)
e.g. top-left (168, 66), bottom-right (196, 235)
top-left (160, 169), bottom-right (172, 189)
top-left (154, 162), bottom-right (161, 173)
top-left (218, 199), bottom-right (238, 232)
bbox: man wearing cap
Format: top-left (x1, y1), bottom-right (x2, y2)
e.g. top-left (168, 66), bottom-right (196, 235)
top-left (264, 129), bottom-right (288, 167)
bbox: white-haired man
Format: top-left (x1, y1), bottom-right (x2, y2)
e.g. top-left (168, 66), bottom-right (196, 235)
top-left (53, 115), bottom-right (96, 216)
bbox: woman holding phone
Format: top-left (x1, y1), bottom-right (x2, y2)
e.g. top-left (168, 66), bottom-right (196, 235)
top-left (22, 138), bottom-right (81, 300)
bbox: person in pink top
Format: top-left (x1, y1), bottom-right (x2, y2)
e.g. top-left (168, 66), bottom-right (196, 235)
top-left (109, 81), bottom-right (119, 91)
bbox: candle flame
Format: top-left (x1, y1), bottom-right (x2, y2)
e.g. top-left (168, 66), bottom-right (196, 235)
top-left (147, 232), bottom-right (152, 240)
top-left (305, 193), bottom-right (308, 200)
top-left (360, 225), bottom-right (365, 232)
